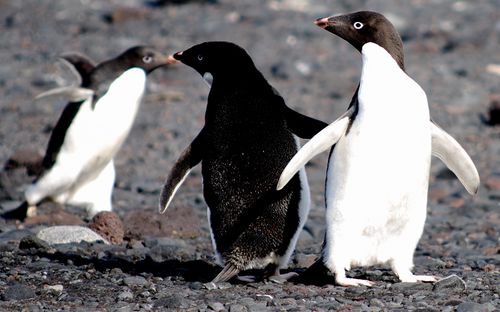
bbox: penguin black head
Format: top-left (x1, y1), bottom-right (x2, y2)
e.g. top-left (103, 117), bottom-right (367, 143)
top-left (168, 41), bottom-right (258, 82)
top-left (315, 11), bottom-right (405, 69)
top-left (116, 46), bottom-right (170, 74)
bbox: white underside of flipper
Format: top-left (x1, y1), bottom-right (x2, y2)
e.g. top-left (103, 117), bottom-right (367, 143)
top-left (430, 122), bottom-right (480, 194)
top-left (276, 107), bottom-right (353, 190)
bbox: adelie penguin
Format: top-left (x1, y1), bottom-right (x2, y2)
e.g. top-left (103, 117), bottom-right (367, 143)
top-left (277, 11), bottom-right (480, 286)
top-left (160, 41), bottom-right (328, 283)
top-left (2, 46), bottom-right (170, 221)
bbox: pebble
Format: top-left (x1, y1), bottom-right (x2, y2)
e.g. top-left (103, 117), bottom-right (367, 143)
top-left (122, 276), bottom-right (148, 288)
top-left (457, 302), bottom-right (496, 312)
top-left (36, 226), bottom-right (109, 245)
top-left (433, 274), bottom-right (466, 292)
top-left (88, 211), bottom-right (124, 244)
top-left (43, 284), bottom-right (64, 294)
top-left (208, 302), bottom-right (225, 311)
top-left (1, 283), bottom-right (36, 301)
top-left (118, 290), bottom-right (134, 301)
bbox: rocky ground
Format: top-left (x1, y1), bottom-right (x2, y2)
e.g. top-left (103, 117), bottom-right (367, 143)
top-left (0, 0), bottom-right (499, 311)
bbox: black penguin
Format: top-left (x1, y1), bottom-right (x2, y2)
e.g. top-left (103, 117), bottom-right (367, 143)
top-left (2, 46), bottom-right (169, 221)
top-left (160, 41), bottom-right (328, 283)
top-left (277, 11), bottom-right (480, 286)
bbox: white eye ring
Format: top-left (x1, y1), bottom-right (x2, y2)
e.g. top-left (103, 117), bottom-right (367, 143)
top-left (142, 55), bottom-right (152, 63)
top-left (353, 21), bottom-right (364, 30)
top-left (197, 54), bottom-right (204, 61)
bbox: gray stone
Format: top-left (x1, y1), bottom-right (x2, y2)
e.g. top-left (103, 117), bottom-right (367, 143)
top-left (208, 302), bottom-right (225, 311)
top-left (19, 234), bottom-right (50, 250)
top-left (456, 302), bottom-right (496, 312)
top-left (229, 304), bottom-right (247, 312)
top-left (433, 274), bottom-right (467, 292)
top-left (118, 290), bottom-right (134, 301)
top-left (1, 283), bottom-right (36, 301)
top-left (122, 276), bottom-right (148, 287)
top-left (37, 226), bottom-right (109, 245)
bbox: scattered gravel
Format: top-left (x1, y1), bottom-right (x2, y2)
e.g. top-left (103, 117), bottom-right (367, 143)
top-left (0, 0), bottom-right (498, 311)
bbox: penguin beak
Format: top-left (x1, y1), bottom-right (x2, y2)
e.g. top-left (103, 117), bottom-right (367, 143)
top-left (314, 17), bottom-right (331, 29)
top-left (315, 16), bottom-right (340, 33)
top-left (166, 54), bottom-right (181, 65)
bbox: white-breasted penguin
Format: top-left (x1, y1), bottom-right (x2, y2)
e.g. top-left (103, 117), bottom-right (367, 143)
top-left (2, 46), bottom-right (169, 221)
top-left (277, 11), bottom-right (480, 286)
top-left (160, 41), bottom-right (328, 283)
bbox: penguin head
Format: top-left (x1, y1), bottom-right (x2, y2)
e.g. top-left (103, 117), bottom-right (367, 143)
top-left (116, 46), bottom-right (170, 74)
top-left (315, 11), bottom-right (404, 69)
top-left (168, 41), bottom-right (258, 82)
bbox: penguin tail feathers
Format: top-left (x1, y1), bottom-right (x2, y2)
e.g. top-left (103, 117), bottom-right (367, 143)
top-left (211, 263), bottom-right (240, 283)
top-left (1, 201), bottom-right (29, 221)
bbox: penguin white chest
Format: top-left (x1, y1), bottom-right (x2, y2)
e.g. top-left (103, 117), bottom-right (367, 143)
top-left (324, 43), bottom-right (431, 268)
top-left (60, 68), bottom-right (146, 179)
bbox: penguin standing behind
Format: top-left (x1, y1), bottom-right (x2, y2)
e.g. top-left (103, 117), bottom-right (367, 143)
top-left (160, 41), bottom-right (327, 283)
top-left (277, 11), bottom-right (480, 286)
top-left (2, 46), bottom-right (170, 221)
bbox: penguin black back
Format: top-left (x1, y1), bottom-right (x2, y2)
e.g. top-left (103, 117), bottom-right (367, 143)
top-left (165, 41), bottom-right (327, 282)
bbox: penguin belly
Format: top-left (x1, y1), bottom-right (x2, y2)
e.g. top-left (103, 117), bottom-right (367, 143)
top-left (26, 68), bottom-right (146, 214)
top-left (323, 43), bottom-right (431, 280)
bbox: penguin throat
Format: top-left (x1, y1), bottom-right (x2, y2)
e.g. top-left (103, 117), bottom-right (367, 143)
top-left (203, 72), bottom-right (213, 87)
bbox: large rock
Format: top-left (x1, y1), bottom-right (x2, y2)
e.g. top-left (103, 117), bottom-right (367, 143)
top-left (37, 225), bottom-right (109, 245)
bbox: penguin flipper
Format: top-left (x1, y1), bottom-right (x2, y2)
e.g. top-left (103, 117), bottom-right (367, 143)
top-left (60, 52), bottom-right (96, 84)
top-left (212, 263), bottom-right (240, 283)
top-left (277, 107), bottom-right (354, 190)
top-left (159, 129), bottom-right (205, 213)
top-left (35, 87), bottom-right (94, 103)
top-left (276, 94), bottom-right (328, 139)
top-left (430, 121), bottom-right (480, 194)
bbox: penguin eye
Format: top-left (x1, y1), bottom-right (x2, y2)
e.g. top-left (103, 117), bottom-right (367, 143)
top-left (142, 55), bottom-right (153, 63)
top-left (197, 54), bottom-right (204, 61)
top-left (353, 21), bottom-right (364, 30)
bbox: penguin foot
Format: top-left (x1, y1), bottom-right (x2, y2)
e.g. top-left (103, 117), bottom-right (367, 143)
top-left (399, 274), bottom-right (438, 283)
top-left (236, 275), bottom-right (258, 283)
top-left (1, 201), bottom-right (31, 221)
top-left (268, 271), bottom-right (298, 284)
top-left (212, 263), bottom-right (240, 283)
top-left (335, 276), bottom-right (375, 287)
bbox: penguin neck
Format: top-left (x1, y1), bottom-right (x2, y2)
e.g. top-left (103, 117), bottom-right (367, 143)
top-left (204, 72), bottom-right (277, 128)
top-left (358, 42), bottom-right (408, 113)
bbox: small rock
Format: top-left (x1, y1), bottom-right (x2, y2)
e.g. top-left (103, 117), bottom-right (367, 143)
top-left (486, 94), bottom-right (500, 126)
top-left (457, 302), bottom-right (496, 312)
top-left (208, 302), bottom-right (225, 311)
top-left (88, 211), bottom-right (124, 244)
top-left (117, 290), bottom-right (134, 301)
top-left (228, 304), bottom-right (247, 312)
top-left (19, 235), bottom-right (50, 250)
top-left (122, 276), bottom-right (148, 288)
top-left (369, 298), bottom-right (385, 307)
top-left (37, 225), bottom-right (109, 245)
top-left (485, 176), bottom-right (500, 190)
top-left (43, 284), bottom-right (64, 295)
top-left (433, 274), bottom-right (466, 292)
top-left (1, 283), bottom-right (36, 301)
